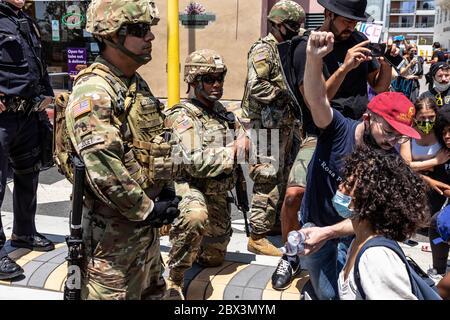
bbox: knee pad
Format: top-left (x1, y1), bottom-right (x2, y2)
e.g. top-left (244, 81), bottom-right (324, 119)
top-left (196, 247), bottom-right (226, 267)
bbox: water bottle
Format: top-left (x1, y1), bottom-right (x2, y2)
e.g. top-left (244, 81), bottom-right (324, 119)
top-left (280, 222), bottom-right (316, 256)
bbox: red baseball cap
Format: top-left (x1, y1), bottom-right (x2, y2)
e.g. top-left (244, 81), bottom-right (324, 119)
top-left (368, 92), bottom-right (420, 139)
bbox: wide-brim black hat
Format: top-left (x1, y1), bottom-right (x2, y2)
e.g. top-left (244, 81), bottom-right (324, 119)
top-left (318, 0), bottom-right (370, 22)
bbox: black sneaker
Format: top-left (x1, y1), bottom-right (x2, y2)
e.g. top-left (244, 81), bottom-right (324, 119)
top-left (11, 233), bottom-right (55, 252)
top-left (271, 255), bottom-right (301, 291)
top-left (0, 228), bottom-right (6, 248)
top-left (0, 256), bottom-right (24, 280)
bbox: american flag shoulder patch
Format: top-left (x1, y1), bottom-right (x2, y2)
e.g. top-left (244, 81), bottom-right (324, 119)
top-left (253, 51), bottom-right (268, 63)
top-left (176, 118), bottom-right (193, 133)
top-left (73, 99), bottom-right (92, 118)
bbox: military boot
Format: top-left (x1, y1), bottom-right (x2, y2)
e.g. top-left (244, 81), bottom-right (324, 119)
top-left (163, 278), bottom-right (185, 300)
top-left (247, 233), bottom-right (282, 256)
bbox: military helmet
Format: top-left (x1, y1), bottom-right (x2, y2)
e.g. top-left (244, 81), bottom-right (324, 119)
top-left (86, 0), bottom-right (160, 37)
top-left (268, 0), bottom-right (305, 31)
top-left (184, 49), bottom-right (227, 84)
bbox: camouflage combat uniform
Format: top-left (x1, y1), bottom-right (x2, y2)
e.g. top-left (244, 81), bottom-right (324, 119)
top-left (164, 50), bottom-right (244, 297)
top-left (242, 1), bottom-right (305, 240)
top-left (165, 100), bottom-right (237, 279)
top-left (65, 0), bottom-right (174, 300)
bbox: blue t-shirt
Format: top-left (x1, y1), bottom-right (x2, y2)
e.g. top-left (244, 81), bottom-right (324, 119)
top-left (300, 110), bottom-right (359, 227)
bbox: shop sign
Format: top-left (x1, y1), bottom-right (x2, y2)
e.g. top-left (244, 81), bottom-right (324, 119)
top-left (356, 22), bottom-right (382, 43)
top-left (51, 20), bottom-right (60, 42)
top-left (62, 4), bottom-right (85, 29)
top-left (179, 2), bottom-right (215, 29)
top-left (67, 48), bottom-right (87, 77)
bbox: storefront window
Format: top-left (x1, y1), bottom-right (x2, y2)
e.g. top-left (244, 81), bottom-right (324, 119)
top-left (24, 0), bottom-right (97, 89)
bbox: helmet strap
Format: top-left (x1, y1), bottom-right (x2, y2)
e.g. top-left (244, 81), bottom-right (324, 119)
top-left (103, 29), bottom-right (150, 65)
top-left (194, 81), bottom-right (219, 103)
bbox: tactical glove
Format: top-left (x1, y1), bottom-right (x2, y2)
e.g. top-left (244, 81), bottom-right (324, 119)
top-left (144, 196), bottom-right (181, 228)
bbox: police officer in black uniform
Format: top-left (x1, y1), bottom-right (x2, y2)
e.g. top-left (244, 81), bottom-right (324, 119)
top-left (0, 0), bottom-right (55, 280)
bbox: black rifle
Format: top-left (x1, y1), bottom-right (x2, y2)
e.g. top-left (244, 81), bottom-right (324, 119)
top-left (235, 165), bottom-right (250, 237)
top-left (63, 155), bottom-right (85, 300)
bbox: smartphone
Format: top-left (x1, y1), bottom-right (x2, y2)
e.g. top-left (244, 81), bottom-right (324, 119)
top-left (367, 43), bottom-right (386, 57)
top-left (383, 49), bottom-right (406, 70)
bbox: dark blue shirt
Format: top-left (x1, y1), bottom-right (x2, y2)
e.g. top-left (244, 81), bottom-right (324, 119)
top-left (0, 2), bottom-right (53, 98)
top-left (300, 110), bottom-right (359, 227)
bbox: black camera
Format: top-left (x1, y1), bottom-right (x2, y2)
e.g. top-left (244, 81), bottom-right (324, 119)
top-left (367, 43), bottom-right (386, 57)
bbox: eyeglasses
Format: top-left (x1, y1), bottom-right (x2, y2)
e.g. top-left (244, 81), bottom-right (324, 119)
top-left (376, 118), bottom-right (410, 144)
top-left (436, 93), bottom-right (443, 107)
top-left (201, 74), bottom-right (225, 85)
top-left (126, 23), bottom-right (152, 38)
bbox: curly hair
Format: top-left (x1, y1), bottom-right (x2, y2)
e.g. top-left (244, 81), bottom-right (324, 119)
top-left (435, 105), bottom-right (450, 148)
top-left (342, 147), bottom-right (429, 241)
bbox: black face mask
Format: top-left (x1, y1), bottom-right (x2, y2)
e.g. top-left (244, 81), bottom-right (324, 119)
top-left (279, 25), bottom-right (298, 41)
top-left (363, 120), bottom-right (381, 150)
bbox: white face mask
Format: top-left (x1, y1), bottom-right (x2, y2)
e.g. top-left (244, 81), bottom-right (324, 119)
top-left (434, 80), bottom-right (450, 93)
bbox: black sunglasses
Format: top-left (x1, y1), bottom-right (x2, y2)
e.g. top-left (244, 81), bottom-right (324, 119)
top-left (201, 74), bottom-right (225, 84)
top-left (283, 20), bottom-right (300, 32)
top-left (126, 23), bottom-right (152, 38)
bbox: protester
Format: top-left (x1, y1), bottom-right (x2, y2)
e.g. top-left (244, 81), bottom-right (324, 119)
top-left (337, 147), bottom-right (429, 300)
top-left (396, 43), bottom-right (423, 102)
top-left (400, 98), bottom-right (447, 176)
top-left (272, 0), bottom-right (400, 291)
top-left (0, 0), bottom-right (55, 280)
top-left (421, 62), bottom-right (450, 101)
top-left (296, 30), bottom-right (420, 300)
top-left (422, 108), bottom-right (450, 277)
top-left (400, 98), bottom-right (450, 217)
top-left (429, 205), bottom-right (450, 277)
top-left (432, 42), bottom-right (446, 64)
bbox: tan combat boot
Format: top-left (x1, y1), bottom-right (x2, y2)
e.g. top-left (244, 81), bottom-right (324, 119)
top-left (162, 269), bottom-right (184, 300)
top-left (247, 233), bottom-right (282, 256)
top-left (163, 277), bottom-right (185, 300)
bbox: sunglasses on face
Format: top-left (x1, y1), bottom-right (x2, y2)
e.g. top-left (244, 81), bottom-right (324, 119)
top-left (283, 21), bottom-right (300, 32)
top-left (201, 74), bottom-right (225, 85)
top-left (375, 118), bottom-right (409, 144)
top-left (126, 23), bottom-right (152, 38)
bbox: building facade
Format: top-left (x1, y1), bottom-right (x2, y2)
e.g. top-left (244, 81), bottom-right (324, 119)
top-left (434, 0), bottom-right (450, 49)
top-left (385, 0), bottom-right (435, 57)
top-left (23, 0), bottom-right (324, 100)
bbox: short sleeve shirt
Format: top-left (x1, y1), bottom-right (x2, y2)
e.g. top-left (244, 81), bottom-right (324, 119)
top-left (293, 31), bottom-right (379, 124)
top-left (300, 110), bottom-right (359, 227)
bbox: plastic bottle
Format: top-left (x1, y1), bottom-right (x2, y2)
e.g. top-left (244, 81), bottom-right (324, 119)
top-left (280, 222), bottom-right (316, 256)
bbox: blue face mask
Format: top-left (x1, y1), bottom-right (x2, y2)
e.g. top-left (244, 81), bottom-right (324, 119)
top-left (332, 190), bottom-right (354, 219)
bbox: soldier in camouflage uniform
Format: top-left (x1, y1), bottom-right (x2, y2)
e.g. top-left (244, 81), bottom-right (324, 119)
top-left (65, 0), bottom-right (180, 300)
top-left (241, 0), bottom-right (305, 256)
top-left (164, 49), bottom-right (249, 300)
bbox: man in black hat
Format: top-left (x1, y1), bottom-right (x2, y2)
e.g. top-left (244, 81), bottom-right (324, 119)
top-left (420, 62), bottom-right (450, 108)
top-left (309, 0), bottom-right (397, 120)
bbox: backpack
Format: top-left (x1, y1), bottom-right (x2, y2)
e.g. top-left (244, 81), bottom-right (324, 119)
top-left (354, 236), bottom-right (442, 300)
top-left (52, 65), bottom-right (124, 184)
top-left (276, 32), bottom-right (310, 124)
top-left (391, 76), bottom-right (414, 99)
